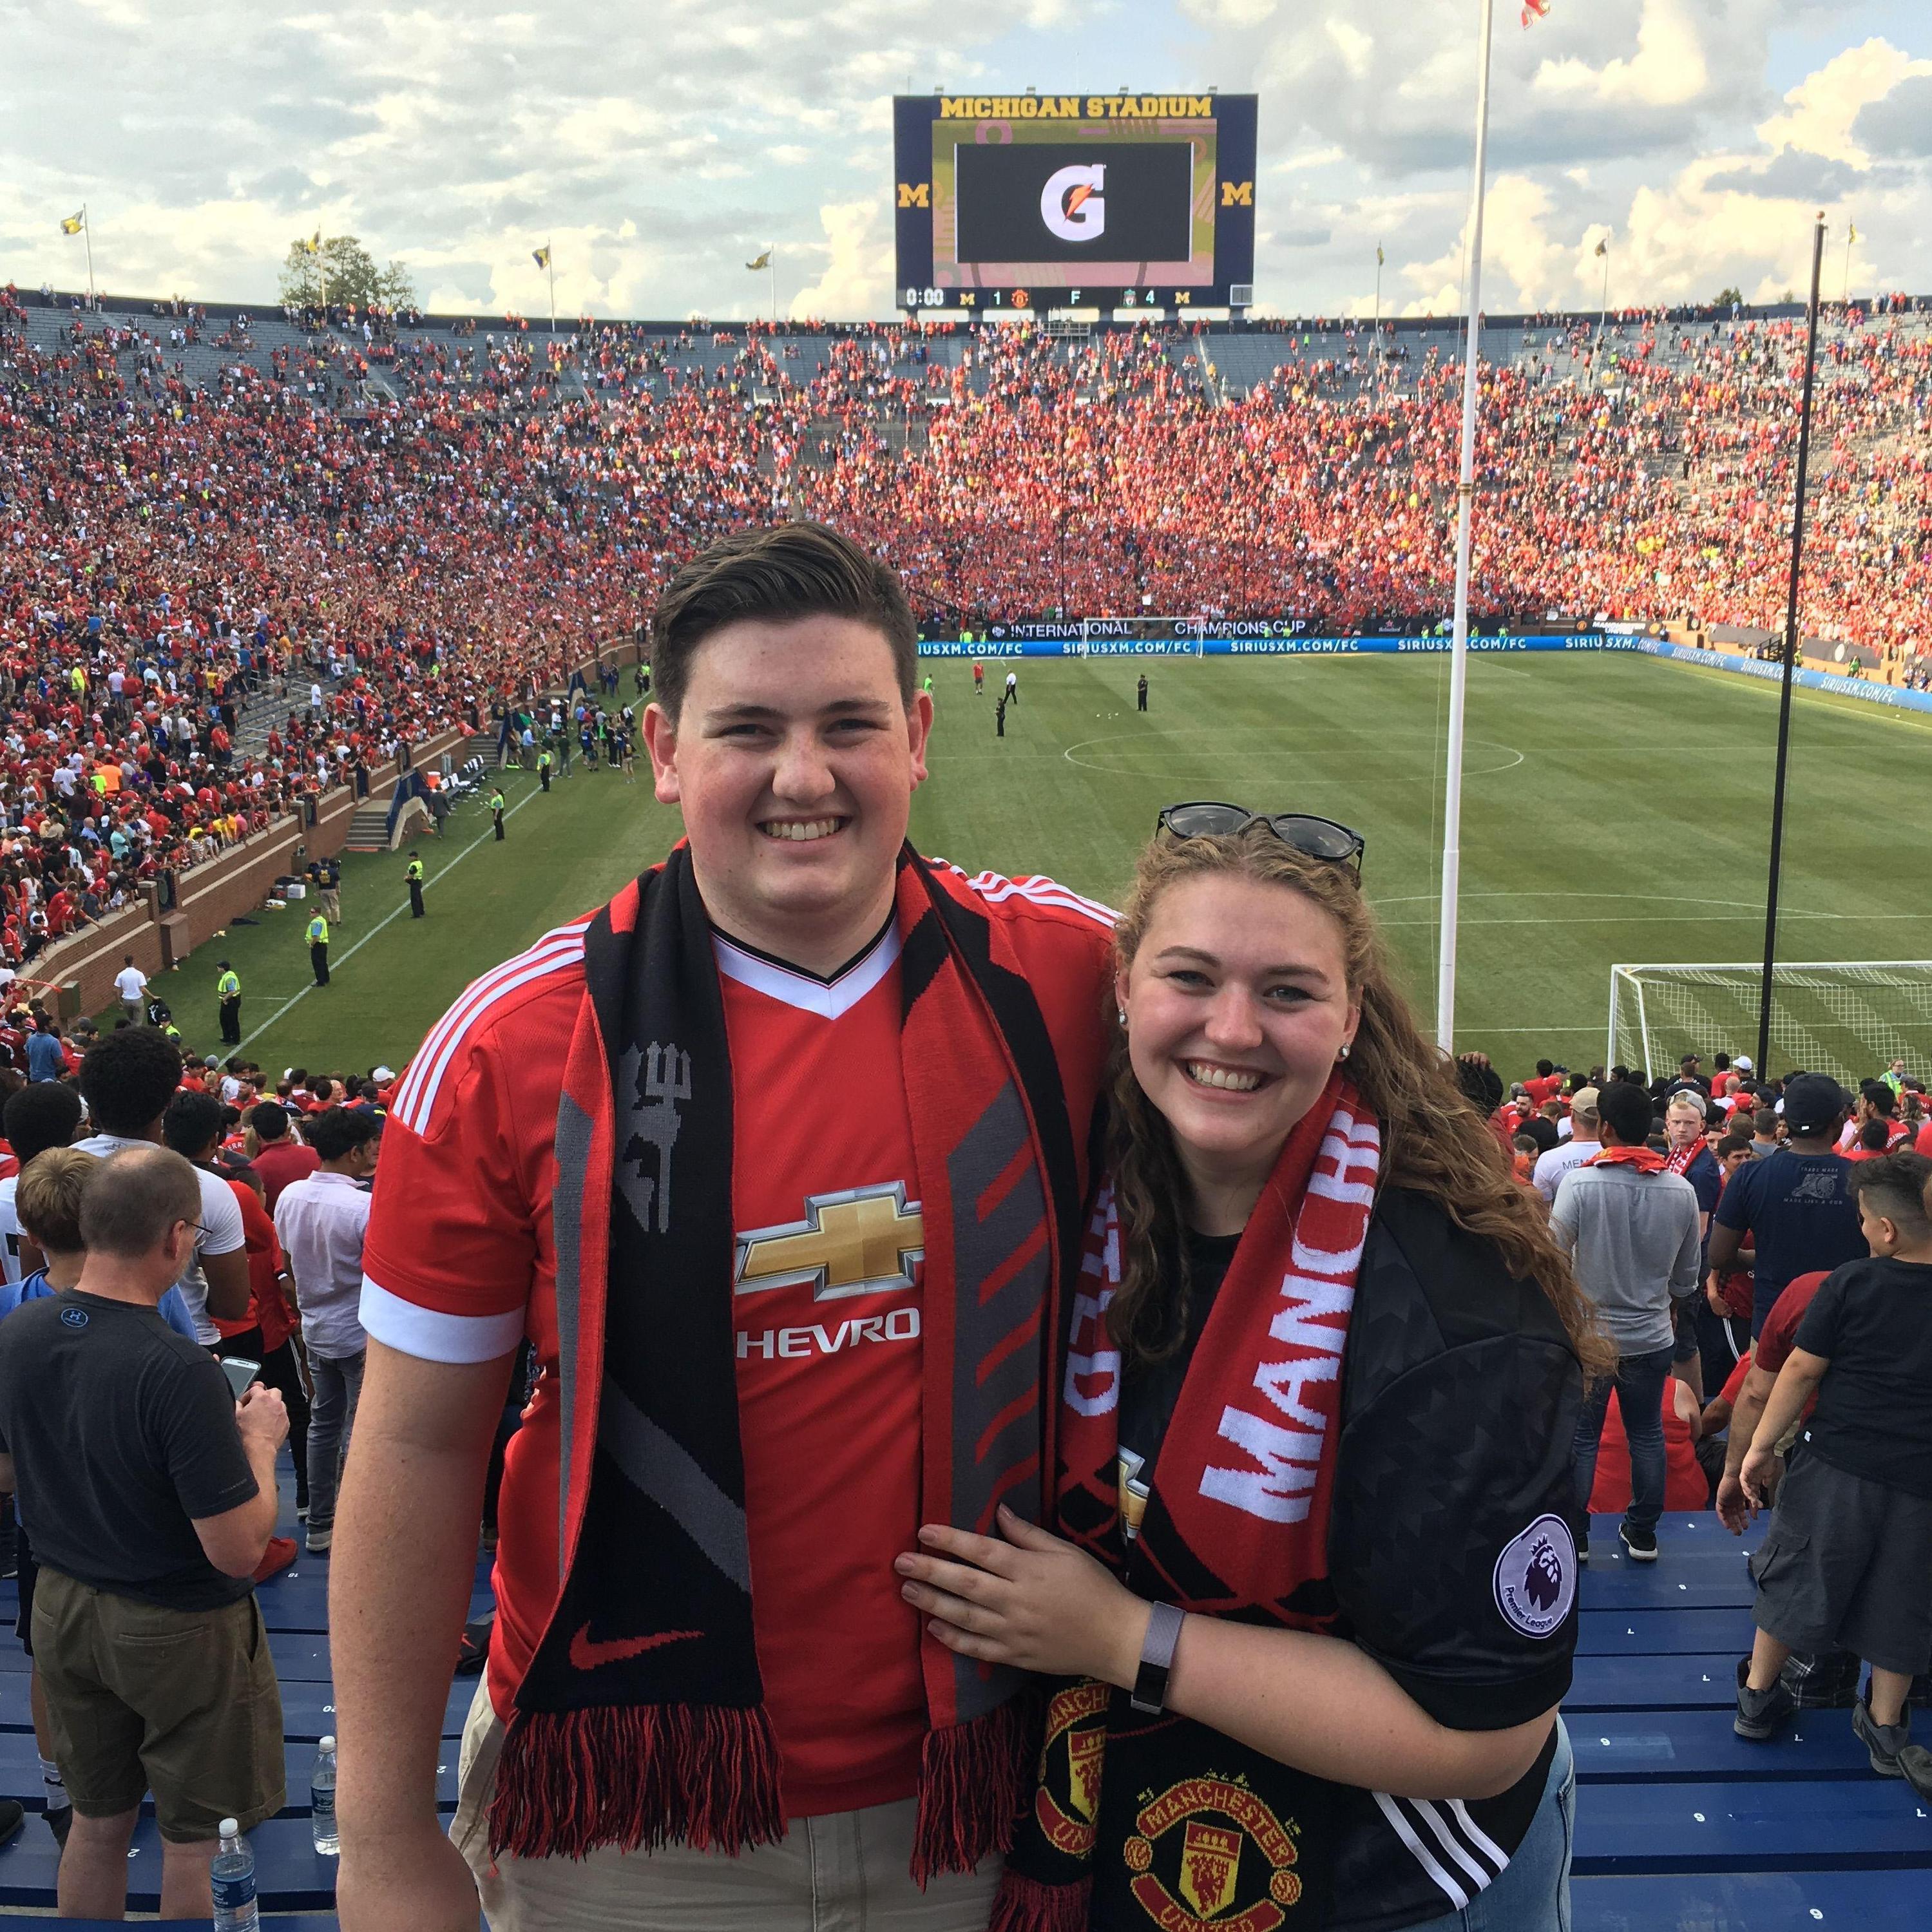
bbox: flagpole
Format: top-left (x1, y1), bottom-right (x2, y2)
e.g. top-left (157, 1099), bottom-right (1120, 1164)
top-left (548, 242), bottom-right (555, 334)
top-left (1755, 213), bottom-right (1827, 1076)
top-left (1598, 240), bottom-right (1609, 348)
top-left (1435, 0), bottom-right (1496, 1055)
top-left (82, 204), bottom-right (95, 305)
top-left (1372, 249), bottom-right (1382, 401)
top-left (769, 244), bottom-right (777, 323)
top-left (1841, 227), bottom-right (1853, 310)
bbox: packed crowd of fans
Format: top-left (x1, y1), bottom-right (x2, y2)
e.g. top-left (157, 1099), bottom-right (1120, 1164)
top-left (3, 286), bottom-right (1928, 978)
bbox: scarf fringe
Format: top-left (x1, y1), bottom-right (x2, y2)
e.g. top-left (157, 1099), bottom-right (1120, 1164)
top-left (989, 1869), bottom-right (1093, 1932)
top-left (910, 1694), bottom-right (1037, 1886)
top-left (487, 1702), bottom-right (785, 1862)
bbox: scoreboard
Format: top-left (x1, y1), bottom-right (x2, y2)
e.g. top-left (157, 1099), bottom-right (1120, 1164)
top-left (894, 91), bottom-right (1257, 314)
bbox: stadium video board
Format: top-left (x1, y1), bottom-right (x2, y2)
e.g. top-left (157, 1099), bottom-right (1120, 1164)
top-left (893, 91), bottom-right (1257, 314)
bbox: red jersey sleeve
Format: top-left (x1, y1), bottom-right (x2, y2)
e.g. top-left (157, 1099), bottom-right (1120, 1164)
top-left (360, 917), bottom-right (589, 1364)
top-left (1754, 1271), bottom-right (1830, 1375)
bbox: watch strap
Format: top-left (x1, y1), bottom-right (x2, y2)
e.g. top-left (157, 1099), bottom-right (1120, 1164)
top-left (1129, 1601), bottom-right (1186, 1714)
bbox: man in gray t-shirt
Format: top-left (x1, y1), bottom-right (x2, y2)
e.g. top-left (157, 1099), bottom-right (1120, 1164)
top-left (1551, 1082), bottom-right (1701, 1562)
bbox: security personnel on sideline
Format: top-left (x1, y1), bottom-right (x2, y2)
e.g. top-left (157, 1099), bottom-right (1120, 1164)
top-left (537, 746), bottom-right (553, 793)
top-left (306, 910), bottom-right (331, 986)
top-left (490, 788), bottom-right (506, 841)
top-left (216, 961), bottom-right (242, 1044)
top-left (406, 852), bottom-right (426, 919)
top-left (314, 852), bottom-right (343, 924)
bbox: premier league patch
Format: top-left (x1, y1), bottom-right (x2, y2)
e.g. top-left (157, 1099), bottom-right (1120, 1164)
top-left (1493, 1513), bottom-right (1574, 1639)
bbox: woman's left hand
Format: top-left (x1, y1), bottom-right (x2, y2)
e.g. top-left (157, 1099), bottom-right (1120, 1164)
top-left (897, 1503), bottom-right (1149, 1685)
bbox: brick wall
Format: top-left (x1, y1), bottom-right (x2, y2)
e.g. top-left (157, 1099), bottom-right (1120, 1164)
top-left (34, 723), bottom-right (477, 1018)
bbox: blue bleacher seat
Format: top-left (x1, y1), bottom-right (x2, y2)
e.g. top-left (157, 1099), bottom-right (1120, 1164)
top-left (1574, 1869), bottom-right (1932, 1930)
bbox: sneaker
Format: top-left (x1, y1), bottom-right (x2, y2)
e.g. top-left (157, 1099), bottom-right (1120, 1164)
top-left (0, 1800), bottom-right (22, 1850)
top-left (44, 1804), bottom-right (70, 1850)
top-left (1735, 1659), bottom-right (1798, 1741)
top-left (296, 1502), bottom-right (309, 1523)
top-left (1576, 1529), bottom-right (1589, 1565)
top-left (305, 1526), bottom-right (332, 1555)
top-left (1853, 1701), bottom-right (1932, 1797)
top-left (1620, 1522), bottom-right (1659, 1563)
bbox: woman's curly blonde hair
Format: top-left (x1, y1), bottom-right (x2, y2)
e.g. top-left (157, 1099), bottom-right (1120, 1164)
top-left (1105, 824), bottom-right (1613, 1377)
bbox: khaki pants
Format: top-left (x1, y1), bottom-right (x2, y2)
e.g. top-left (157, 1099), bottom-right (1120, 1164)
top-left (451, 1678), bottom-right (1003, 1931)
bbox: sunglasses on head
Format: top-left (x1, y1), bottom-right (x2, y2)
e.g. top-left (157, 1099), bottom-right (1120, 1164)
top-left (1154, 802), bottom-right (1366, 875)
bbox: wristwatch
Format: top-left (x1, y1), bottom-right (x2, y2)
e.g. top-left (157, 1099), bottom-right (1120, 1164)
top-left (1129, 1601), bottom-right (1187, 1715)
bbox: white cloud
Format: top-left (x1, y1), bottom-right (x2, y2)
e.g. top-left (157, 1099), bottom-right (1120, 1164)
top-left (1531, 0), bottom-right (1708, 109)
top-left (1755, 37), bottom-right (1932, 163)
top-left (787, 198), bottom-right (891, 318)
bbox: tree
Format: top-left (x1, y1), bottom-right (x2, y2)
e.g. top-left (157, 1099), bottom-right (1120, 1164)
top-left (278, 234), bottom-right (417, 311)
top-left (1711, 286), bottom-right (1743, 308)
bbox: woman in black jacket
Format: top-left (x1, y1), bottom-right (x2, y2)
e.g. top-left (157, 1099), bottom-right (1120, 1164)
top-left (899, 810), bottom-right (1611, 1931)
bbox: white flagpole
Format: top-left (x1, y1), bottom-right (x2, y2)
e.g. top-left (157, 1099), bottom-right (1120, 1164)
top-left (82, 204), bottom-right (95, 304)
top-left (769, 244), bottom-right (777, 323)
top-left (548, 243), bottom-right (556, 334)
top-left (1435, 0), bottom-right (1497, 1054)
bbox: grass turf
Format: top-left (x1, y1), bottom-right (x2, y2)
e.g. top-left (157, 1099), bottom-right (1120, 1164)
top-left (121, 653), bottom-right (1932, 1084)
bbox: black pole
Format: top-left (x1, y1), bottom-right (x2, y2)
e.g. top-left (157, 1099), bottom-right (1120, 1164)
top-left (1756, 213), bottom-right (1827, 1076)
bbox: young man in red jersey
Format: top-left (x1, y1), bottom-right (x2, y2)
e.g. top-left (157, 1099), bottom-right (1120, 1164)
top-left (332, 526), bottom-right (1115, 1932)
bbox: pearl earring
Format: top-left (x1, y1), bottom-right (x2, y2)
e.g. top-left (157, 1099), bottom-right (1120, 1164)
top-left (1338, 1042), bottom-right (1352, 1060)
top-left (1117, 1008), bottom-right (1129, 1027)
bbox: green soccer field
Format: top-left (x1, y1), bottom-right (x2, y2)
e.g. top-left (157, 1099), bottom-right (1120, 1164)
top-left (123, 655), bottom-right (1932, 1085)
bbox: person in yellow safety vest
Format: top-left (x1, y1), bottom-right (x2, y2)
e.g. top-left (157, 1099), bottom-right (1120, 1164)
top-left (490, 789), bottom-right (506, 840)
top-left (216, 962), bottom-right (242, 1044)
top-left (406, 852), bottom-right (426, 919)
top-left (307, 911), bottom-right (331, 987)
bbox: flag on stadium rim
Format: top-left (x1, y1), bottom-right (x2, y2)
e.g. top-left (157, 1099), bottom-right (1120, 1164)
top-left (746, 249), bottom-right (771, 271)
top-left (1595, 236), bottom-right (1608, 256)
top-left (1521, 0), bottom-right (1551, 23)
top-left (303, 229), bottom-right (321, 255)
top-left (532, 245), bottom-right (551, 269)
top-left (59, 211), bottom-right (84, 235)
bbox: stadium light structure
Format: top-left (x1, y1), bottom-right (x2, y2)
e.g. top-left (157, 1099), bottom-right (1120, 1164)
top-left (1435, 0), bottom-right (1497, 1054)
top-left (1755, 211), bottom-right (1828, 1076)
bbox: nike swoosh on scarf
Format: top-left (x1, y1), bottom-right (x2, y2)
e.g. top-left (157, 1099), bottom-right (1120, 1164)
top-left (568, 1623), bottom-right (704, 1671)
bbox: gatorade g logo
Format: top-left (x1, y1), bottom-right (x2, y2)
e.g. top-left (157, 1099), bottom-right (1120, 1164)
top-left (1040, 164), bottom-right (1105, 242)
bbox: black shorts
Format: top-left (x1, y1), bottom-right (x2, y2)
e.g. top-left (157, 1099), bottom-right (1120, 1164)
top-left (1750, 1449), bottom-right (1932, 1677)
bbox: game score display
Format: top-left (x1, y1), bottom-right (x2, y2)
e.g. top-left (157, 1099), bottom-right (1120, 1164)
top-left (894, 92), bottom-right (1258, 314)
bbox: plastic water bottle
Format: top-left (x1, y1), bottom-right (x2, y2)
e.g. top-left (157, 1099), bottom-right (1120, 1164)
top-left (311, 1735), bottom-right (339, 1855)
top-left (211, 1817), bottom-right (258, 1931)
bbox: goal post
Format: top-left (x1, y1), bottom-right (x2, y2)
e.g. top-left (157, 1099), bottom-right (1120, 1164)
top-left (1609, 961), bottom-right (1932, 1088)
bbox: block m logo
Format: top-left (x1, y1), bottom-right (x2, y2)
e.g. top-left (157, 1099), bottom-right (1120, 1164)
top-left (1220, 180), bottom-right (1254, 206)
top-left (898, 182), bottom-right (931, 209)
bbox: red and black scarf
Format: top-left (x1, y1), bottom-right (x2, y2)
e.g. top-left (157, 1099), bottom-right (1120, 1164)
top-left (486, 844), bottom-right (1087, 1877)
top-left (996, 1078), bottom-right (1382, 1931)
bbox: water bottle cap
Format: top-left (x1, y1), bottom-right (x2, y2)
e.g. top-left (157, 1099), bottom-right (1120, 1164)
top-left (219, 1817), bottom-right (239, 1836)
top-left (319, 1736), bottom-right (336, 1750)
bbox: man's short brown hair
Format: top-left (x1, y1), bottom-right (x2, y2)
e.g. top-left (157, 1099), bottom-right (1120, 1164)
top-left (77, 1146), bottom-right (203, 1261)
top-left (648, 522), bottom-right (917, 720)
top-left (15, 1147), bottom-right (99, 1254)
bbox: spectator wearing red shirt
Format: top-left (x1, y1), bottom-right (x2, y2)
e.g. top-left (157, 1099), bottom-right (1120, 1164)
top-left (245, 1102), bottom-right (320, 1209)
top-left (329, 525), bottom-right (1115, 1930)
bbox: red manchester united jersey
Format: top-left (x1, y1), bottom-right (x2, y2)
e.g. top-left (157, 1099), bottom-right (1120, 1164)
top-left (361, 865), bottom-right (1114, 1818)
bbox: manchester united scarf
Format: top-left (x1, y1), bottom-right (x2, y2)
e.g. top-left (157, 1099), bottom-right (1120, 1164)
top-left (995, 1078), bottom-right (1382, 1930)
top-left (486, 843), bottom-right (1086, 1877)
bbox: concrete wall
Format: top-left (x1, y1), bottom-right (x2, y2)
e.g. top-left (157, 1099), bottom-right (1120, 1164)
top-left (34, 723), bottom-right (475, 1018)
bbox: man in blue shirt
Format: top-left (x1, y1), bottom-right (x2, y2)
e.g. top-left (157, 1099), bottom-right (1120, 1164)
top-left (25, 1021), bottom-right (66, 1086)
top-left (1710, 1075), bottom-right (1866, 1335)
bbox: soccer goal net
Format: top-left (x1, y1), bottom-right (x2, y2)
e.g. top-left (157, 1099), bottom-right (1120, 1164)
top-left (1608, 961), bottom-right (1932, 1088)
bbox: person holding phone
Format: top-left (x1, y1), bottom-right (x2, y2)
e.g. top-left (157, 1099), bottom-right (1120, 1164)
top-left (0, 1144), bottom-right (287, 1919)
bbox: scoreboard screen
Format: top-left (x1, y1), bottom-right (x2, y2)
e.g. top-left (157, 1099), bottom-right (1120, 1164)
top-left (894, 91), bottom-right (1257, 314)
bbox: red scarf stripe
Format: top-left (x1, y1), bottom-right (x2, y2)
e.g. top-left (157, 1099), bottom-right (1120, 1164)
top-left (1057, 1077), bottom-right (1381, 1612)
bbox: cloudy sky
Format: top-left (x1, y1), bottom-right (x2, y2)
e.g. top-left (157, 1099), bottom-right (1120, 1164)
top-left (3, 0), bottom-right (1928, 321)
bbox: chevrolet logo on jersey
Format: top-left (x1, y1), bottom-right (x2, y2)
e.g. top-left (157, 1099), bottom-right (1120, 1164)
top-left (735, 1183), bottom-right (924, 1301)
